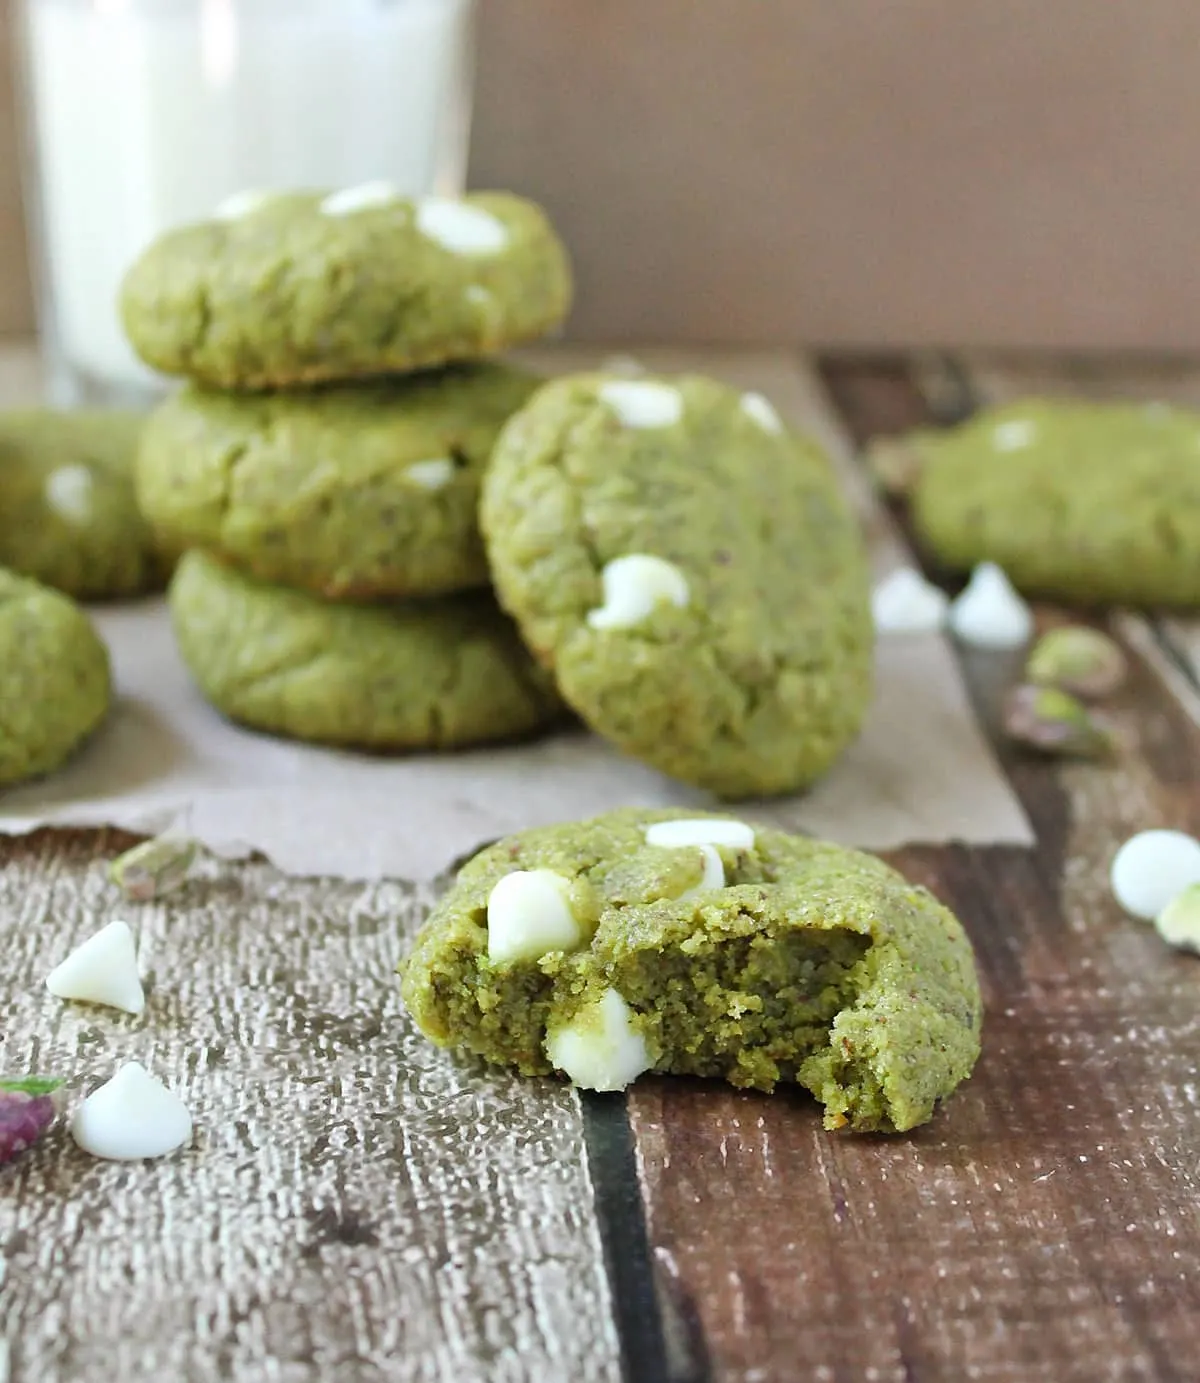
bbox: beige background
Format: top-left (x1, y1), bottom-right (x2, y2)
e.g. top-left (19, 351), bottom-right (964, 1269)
top-left (2, 0), bottom-right (1200, 349)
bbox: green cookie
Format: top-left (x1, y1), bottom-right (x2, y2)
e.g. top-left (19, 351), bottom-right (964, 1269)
top-left (400, 808), bottom-right (982, 1133)
top-left (120, 190), bottom-right (572, 390)
top-left (169, 551), bottom-right (564, 751)
top-left (480, 373), bottom-right (874, 799)
top-left (0, 569), bottom-right (111, 787)
top-left (0, 409), bottom-right (166, 599)
top-left (909, 399), bottom-right (1200, 606)
top-left (137, 365), bottom-right (539, 601)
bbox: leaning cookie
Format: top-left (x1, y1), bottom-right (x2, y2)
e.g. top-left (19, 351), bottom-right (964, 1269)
top-left (0, 569), bottom-right (111, 787)
top-left (137, 364), bottom-right (539, 601)
top-left (906, 398), bottom-right (1200, 606)
top-left (169, 551), bottom-right (564, 751)
top-left (0, 409), bottom-right (167, 599)
top-left (481, 373), bottom-right (874, 799)
top-left (401, 809), bottom-right (982, 1133)
top-left (120, 189), bottom-right (572, 390)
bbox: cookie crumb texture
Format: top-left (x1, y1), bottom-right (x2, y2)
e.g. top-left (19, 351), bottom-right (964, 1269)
top-left (168, 551), bottom-right (563, 751)
top-left (119, 192), bottom-right (572, 389)
top-left (481, 373), bottom-right (873, 798)
top-left (401, 810), bottom-right (982, 1133)
top-left (912, 399), bottom-right (1200, 607)
top-left (137, 365), bottom-right (538, 600)
top-left (0, 568), bottom-right (112, 786)
top-left (0, 409), bottom-right (166, 599)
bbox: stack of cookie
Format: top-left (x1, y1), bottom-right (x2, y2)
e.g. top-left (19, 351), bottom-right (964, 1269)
top-left (121, 186), bottom-right (573, 752)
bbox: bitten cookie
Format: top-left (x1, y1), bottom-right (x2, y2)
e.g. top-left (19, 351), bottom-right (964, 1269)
top-left (0, 569), bottom-right (112, 786)
top-left (904, 398), bottom-right (1200, 606)
top-left (168, 551), bottom-right (564, 751)
top-left (137, 365), bottom-right (538, 601)
top-left (120, 188), bottom-right (572, 389)
top-left (401, 809), bottom-right (982, 1133)
top-left (0, 409), bottom-right (166, 599)
top-left (481, 373), bottom-right (874, 798)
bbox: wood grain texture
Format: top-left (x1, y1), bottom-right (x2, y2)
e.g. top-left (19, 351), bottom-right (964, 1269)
top-left (0, 830), bottom-right (622, 1383)
top-left (626, 360), bottom-right (1200, 1383)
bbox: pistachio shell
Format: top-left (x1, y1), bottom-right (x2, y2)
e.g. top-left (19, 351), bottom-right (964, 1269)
top-left (1002, 684), bottom-right (1116, 760)
top-left (1026, 626), bottom-right (1127, 699)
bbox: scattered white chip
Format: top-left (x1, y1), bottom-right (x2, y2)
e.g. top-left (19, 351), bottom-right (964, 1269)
top-left (1154, 884), bottom-right (1200, 953)
top-left (587, 554), bottom-right (690, 631)
top-left (645, 818), bottom-right (756, 850)
top-left (416, 198), bottom-right (509, 255)
top-left (600, 354), bottom-right (646, 377)
top-left (320, 181), bottom-right (403, 217)
top-left (948, 562), bottom-right (1033, 649)
top-left (487, 869), bottom-right (584, 965)
top-left (213, 188), bottom-right (276, 221)
top-left (544, 989), bottom-right (652, 1092)
top-left (677, 845), bottom-right (726, 901)
top-left (741, 392), bottom-right (784, 434)
top-left (871, 568), bottom-right (948, 635)
top-left (992, 419), bottom-right (1037, 452)
top-left (598, 380), bottom-right (684, 429)
top-left (404, 457), bottom-right (455, 491)
top-left (1111, 830), bottom-right (1200, 921)
top-left (70, 1063), bottom-right (192, 1161)
top-left (45, 920), bottom-right (145, 1015)
top-left (44, 464), bottom-right (94, 525)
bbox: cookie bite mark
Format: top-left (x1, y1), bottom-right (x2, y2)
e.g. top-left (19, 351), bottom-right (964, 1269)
top-left (487, 869), bottom-right (586, 965)
top-left (212, 189), bottom-right (278, 221)
top-left (319, 181), bottom-right (404, 217)
top-left (544, 988), bottom-right (654, 1092)
top-left (741, 391), bottom-right (784, 434)
top-left (403, 458), bottom-right (456, 491)
top-left (416, 198), bottom-right (510, 255)
top-left (586, 554), bottom-right (690, 630)
top-left (44, 464), bottom-right (95, 525)
top-left (598, 380), bottom-right (684, 429)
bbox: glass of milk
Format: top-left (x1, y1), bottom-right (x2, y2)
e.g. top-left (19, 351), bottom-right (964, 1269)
top-left (15, 0), bottom-right (476, 406)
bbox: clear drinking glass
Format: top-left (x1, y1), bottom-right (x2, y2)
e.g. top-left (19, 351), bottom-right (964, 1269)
top-left (15, 0), bottom-right (476, 407)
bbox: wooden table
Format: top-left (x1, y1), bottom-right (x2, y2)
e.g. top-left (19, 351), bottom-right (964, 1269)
top-left (4, 347), bottom-right (1200, 1383)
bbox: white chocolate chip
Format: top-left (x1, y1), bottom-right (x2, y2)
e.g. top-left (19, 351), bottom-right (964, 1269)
top-left (416, 198), bottom-right (509, 255)
top-left (677, 845), bottom-right (725, 901)
top-left (404, 457), bottom-right (455, 491)
top-left (544, 989), bottom-right (652, 1092)
top-left (44, 464), bottom-right (94, 525)
top-left (319, 181), bottom-right (403, 217)
top-left (1111, 830), bottom-right (1200, 920)
top-left (871, 568), bottom-right (949, 635)
top-left (586, 554), bottom-right (690, 631)
top-left (741, 392), bottom-right (784, 434)
top-left (213, 188), bottom-right (276, 221)
top-left (1155, 884), bottom-right (1200, 952)
top-left (948, 562), bottom-right (1033, 649)
top-left (992, 419), bottom-right (1037, 452)
top-left (487, 869), bottom-right (584, 965)
top-left (70, 1063), bottom-right (192, 1161)
top-left (600, 354), bottom-right (647, 377)
top-left (645, 818), bottom-right (756, 850)
top-left (598, 380), bottom-right (684, 429)
top-left (45, 920), bottom-right (145, 1015)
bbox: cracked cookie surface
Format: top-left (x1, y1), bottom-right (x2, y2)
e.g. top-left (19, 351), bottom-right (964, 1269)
top-left (0, 409), bottom-right (167, 599)
top-left (168, 551), bottom-right (564, 750)
top-left (0, 568), bottom-right (112, 786)
top-left (137, 365), bottom-right (539, 601)
top-left (910, 398), bottom-right (1200, 606)
top-left (119, 191), bottom-right (572, 390)
top-left (400, 808), bottom-right (982, 1133)
top-left (480, 373), bottom-right (874, 798)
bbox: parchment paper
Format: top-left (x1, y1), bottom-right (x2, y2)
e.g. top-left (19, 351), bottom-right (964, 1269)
top-left (0, 596), bottom-right (1032, 880)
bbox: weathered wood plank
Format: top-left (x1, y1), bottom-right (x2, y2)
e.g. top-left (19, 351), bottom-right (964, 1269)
top-left (0, 830), bottom-right (623, 1383)
top-left (625, 357), bottom-right (1200, 1383)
